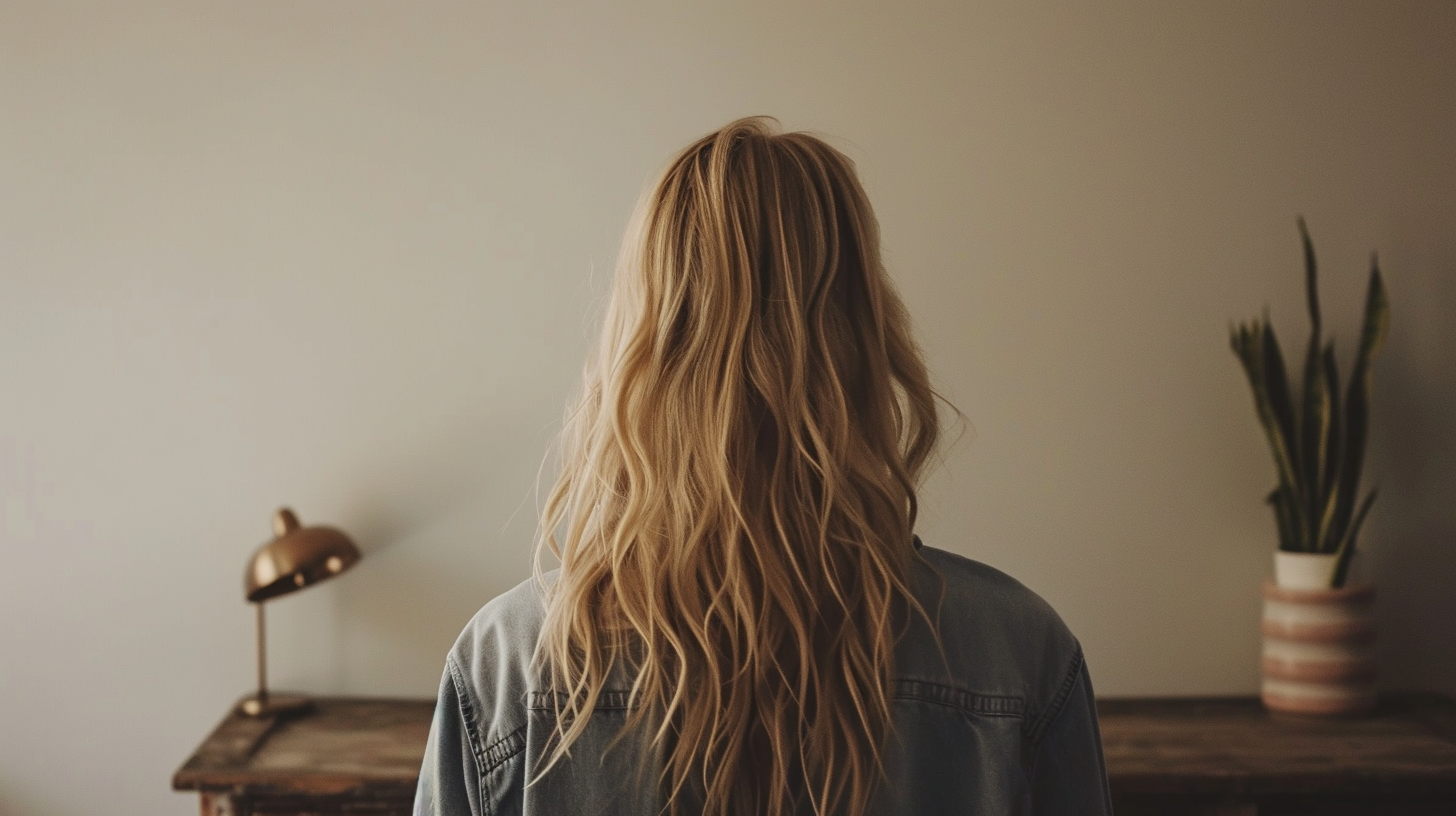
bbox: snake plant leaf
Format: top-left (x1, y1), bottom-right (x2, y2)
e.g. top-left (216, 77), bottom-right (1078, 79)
top-left (1331, 488), bottom-right (1378, 588)
top-left (1300, 343), bottom-right (1331, 538)
top-left (1259, 322), bottom-right (1308, 545)
top-left (1299, 217), bottom-right (1321, 337)
top-left (1317, 477), bottom-right (1340, 553)
top-left (1232, 326), bottom-right (1295, 481)
top-left (1260, 322), bottom-right (1301, 474)
top-left (1298, 219), bottom-right (1327, 530)
top-left (1267, 485), bottom-right (1298, 552)
top-left (1231, 319), bottom-right (1308, 548)
top-left (1358, 258), bottom-right (1390, 360)
top-left (1331, 262), bottom-right (1389, 556)
top-left (1319, 343), bottom-right (1343, 528)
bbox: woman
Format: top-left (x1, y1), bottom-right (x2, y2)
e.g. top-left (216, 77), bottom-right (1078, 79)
top-left (415, 118), bottom-right (1112, 816)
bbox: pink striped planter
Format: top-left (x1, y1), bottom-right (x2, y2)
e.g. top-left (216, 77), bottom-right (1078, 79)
top-left (1260, 580), bottom-right (1377, 716)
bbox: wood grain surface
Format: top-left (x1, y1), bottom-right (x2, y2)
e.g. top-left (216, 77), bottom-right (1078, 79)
top-left (174, 697), bottom-right (434, 799)
top-left (175, 694), bottom-right (1456, 815)
top-left (1099, 695), bottom-right (1456, 795)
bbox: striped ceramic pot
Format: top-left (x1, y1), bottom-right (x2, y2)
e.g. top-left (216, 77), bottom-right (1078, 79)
top-left (1260, 553), bottom-right (1376, 716)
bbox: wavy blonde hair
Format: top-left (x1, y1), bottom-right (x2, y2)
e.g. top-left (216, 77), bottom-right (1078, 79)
top-left (534, 117), bottom-right (941, 816)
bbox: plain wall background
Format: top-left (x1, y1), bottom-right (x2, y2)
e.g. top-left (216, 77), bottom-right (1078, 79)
top-left (2, 2), bottom-right (1454, 813)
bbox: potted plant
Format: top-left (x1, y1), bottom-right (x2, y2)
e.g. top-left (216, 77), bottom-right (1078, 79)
top-left (1229, 219), bottom-right (1389, 715)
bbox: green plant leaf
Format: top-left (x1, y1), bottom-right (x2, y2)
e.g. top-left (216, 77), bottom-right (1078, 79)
top-left (1317, 482), bottom-right (1340, 554)
top-left (1316, 350), bottom-right (1341, 549)
top-left (1331, 261), bottom-right (1389, 556)
top-left (1260, 322), bottom-right (1301, 479)
top-left (1297, 219), bottom-right (1328, 545)
top-left (1300, 344), bottom-right (1331, 542)
top-left (1319, 343), bottom-right (1343, 537)
top-left (1267, 486), bottom-right (1299, 552)
top-left (1231, 319), bottom-right (1308, 548)
top-left (1299, 217), bottom-right (1321, 337)
top-left (1331, 488), bottom-right (1377, 589)
top-left (1360, 258), bottom-right (1391, 358)
top-left (1259, 321), bottom-right (1308, 547)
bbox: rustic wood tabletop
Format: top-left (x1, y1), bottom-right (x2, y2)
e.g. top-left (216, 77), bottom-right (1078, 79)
top-left (1099, 695), bottom-right (1456, 814)
top-left (174, 694), bottom-right (1456, 816)
top-left (174, 697), bottom-right (433, 815)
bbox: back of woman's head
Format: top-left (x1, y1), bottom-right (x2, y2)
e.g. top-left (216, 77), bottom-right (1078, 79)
top-left (536, 117), bottom-right (941, 816)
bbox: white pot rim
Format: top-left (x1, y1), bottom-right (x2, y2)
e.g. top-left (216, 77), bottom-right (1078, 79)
top-left (1274, 550), bottom-right (1362, 590)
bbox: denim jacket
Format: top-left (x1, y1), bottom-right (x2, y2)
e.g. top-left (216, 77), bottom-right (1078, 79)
top-left (414, 543), bottom-right (1113, 815)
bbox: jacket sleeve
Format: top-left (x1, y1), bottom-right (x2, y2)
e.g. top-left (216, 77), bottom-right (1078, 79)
top-left (1028, 653), bottom-right (1114, 815)
top-left (414, 659), bottom-right (484, 816)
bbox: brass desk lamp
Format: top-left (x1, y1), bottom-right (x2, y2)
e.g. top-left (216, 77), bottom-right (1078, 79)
top-left (239, 507), bottom-right (361, 717)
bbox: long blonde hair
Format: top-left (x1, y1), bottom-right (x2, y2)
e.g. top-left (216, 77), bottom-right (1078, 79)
top-left (534, 117), bottom-right (941, 816)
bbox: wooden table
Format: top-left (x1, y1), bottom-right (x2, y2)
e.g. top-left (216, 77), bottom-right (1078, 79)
top-left (173, 697), bottom-right (434, 816)
top-left (174, 695), bottom-right (1456, 816)
top-left (1100, 696), bottom-right (1456, 815)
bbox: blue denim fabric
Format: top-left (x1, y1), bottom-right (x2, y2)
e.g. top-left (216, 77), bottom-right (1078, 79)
top-left (414, 544), bottom-right (1113, 815)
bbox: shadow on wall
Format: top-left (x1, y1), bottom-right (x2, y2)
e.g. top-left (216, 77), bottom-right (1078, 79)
top-left (1372, 244), bottom-right (1456, 696)
top-left (336, 544), bottom-right (519, 695)
top-left (319, 407), bottom-right (548, 697)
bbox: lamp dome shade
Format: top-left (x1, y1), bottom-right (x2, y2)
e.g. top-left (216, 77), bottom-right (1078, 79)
top-left (244, 508), bottom-right (361, 602)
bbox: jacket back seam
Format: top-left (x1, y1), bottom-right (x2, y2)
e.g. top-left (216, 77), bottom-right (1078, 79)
top-left (480, 724), bottom-right (528, 775)
top-left (527, 690), bottom-right (635, 711)
top-left (892, 678), bottom-right (1025, 718)
top-left (523, 682), bottom-right (1023, 718)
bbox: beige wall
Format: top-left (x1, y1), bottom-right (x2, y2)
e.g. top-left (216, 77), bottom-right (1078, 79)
top-left (3, 2), bottom-right (1454, 813)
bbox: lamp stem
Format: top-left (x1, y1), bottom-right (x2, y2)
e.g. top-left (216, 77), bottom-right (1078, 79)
top-left (255, 601), bottom-right (268, 704)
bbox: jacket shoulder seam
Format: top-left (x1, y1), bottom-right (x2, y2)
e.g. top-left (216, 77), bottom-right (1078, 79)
top-left (1025, 646), bottom-right (1084, 746)
top-left (445, 653), bottom-right (494, 816)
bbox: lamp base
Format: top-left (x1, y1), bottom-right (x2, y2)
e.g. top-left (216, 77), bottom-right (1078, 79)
top-left (237, 693), bottom-right (314, 718)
